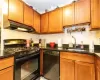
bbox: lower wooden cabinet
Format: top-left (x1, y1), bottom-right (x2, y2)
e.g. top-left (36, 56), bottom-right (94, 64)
top-left (75, 61), bottom-right (95, 80)
top-left (0, 66), bottom-right (13, 80)
top-left (95, 56), bottom-right (100, 80)
top-left (60, 52), bottom-right (95, 80)
top-left (60, 58), bottom-right (74, 80)
top-left (96, 66), bottom-right (100, 80)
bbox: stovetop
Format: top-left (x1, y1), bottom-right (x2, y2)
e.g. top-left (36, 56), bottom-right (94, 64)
top-left (4, 47), bottom-right (40, 58)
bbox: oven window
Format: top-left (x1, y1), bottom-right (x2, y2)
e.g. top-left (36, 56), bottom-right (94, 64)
top-left (21, 58), bottom-right (38, 80)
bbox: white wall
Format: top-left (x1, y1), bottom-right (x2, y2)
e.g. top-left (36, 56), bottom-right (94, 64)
top-left (40, 25), bottom-right (100, 45)
top-left (3, 29), bottom-right (39, 43)
top-left (3, 25), bottom-right (100, 45)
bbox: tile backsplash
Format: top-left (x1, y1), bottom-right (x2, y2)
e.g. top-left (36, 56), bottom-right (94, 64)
top-left (3, 29), bottom-right (39, 43)
top-left (3, 25), bottom-right (100, 45)
top-left (40, 25), bottom-right (100, 45)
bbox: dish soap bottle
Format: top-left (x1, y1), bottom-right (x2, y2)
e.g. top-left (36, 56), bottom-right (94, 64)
top-left (80, 41), bottom-right (84, 49)
top-left (30, 38), bottom-right (34, 47)
top-left (39, 39), bottom-right (41, 48)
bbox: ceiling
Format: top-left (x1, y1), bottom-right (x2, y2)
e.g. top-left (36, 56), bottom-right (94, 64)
top-left (23, 0), bottom-right (74, 14)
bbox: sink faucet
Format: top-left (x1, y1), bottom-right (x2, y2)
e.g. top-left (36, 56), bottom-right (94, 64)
top-left (72, 36), bottom-right (76, 48)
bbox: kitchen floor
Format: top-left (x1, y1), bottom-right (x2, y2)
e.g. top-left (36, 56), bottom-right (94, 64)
top-left (44, 63), bottom-right (59, 80)
top-left (36, 76), bottom-right (48, 80)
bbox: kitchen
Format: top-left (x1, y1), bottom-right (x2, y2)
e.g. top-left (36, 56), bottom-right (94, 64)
top-left (0, 0), bottom-right (100, 80)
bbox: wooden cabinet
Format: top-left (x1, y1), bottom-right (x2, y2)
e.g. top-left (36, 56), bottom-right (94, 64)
top-left (33, 11), bottom-right (40, 33)
top-left (0, 57), bottom-right (14, 80)
top-left (24, 3), bottom-right (33, 26)
top-left (75, 0), bottom-right (90, 24)
top-left (60, 58), bottom-right (74, 80)
top-left (91, 0), bottom-right (100, 29)
top-left (63, 3), bottom-right (75, 26)
top-left (41, 13), bottom-right (49, 33)
top-left (60, 52), bottom-right (95, 80)
top-left (0, 66), bottom-right (13, 80)
top-left (48, 8), bottom-right (63, 33)
top-left (96, 67), bottom-right (100, 80)
top-left (0, 57), bottom-right (14, 70)
top-left (95, 56), bottom-right (100, 80)
top-left (75, 61), bottom-right (95, 80)
top-left (9, 0), bottom-right (23, 23)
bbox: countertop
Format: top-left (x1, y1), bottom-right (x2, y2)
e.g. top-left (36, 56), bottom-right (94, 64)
top-left (0, 51), bottom-right (15, 59)
top-left (40, 47), bottom-right (100, 56)
top-left (0, 47), bottom-right (100, 59)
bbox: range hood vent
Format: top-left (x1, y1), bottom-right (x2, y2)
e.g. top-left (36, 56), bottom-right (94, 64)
top-left (7, 20), bottom-right (36, 33)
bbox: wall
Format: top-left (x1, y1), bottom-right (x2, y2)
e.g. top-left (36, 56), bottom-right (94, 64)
top-left (40, 25), bottom-right (100, 45)
top-left (3, 29), bottom-right (39, 43)
top-left (3, 25), bottom-right (100, 45)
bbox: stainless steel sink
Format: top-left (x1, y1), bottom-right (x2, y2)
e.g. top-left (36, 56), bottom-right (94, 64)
top-left (67, 49), bottom-right (86, 52)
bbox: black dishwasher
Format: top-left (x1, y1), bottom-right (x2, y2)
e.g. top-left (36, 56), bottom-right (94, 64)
top-left (43, 50), bottom-right (60, 80)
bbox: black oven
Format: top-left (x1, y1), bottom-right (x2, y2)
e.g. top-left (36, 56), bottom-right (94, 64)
top-left (15, 52), bottom-right (40, 80)
top-left (4, 39), bottom-right (40, 80)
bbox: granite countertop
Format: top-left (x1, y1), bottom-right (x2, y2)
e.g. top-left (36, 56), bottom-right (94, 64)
top-left (0, 51), bottom-right (15, 59)
top-left (40, 47), bottom-right (100, 56)
top-left (0, 47), bottom-right (100, 59)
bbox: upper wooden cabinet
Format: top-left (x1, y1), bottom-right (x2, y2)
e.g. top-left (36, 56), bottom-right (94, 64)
top-left (63, 3), bottom-right (75, 26)
top-left (33, 11), bottom-right (40, 33)
top-left (24, 3), bottom-right (33, 26)
top-left (48, 8), bottom-right (63, 33)
top-left (91, 0), bottom-right (100, 29)
top-left (75, 61), bottom-right (95, 80)
top-left (9, 0), bottom-right (23, 23)
top-left (41, 13), bottom-right (49, 33)
top-left (75, 0), bottom-right (90, 24)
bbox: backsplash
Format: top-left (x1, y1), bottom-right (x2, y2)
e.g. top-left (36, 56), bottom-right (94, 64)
top-left (3, 25), bottom-right (100, 45)
top-left (40, 25), bottom-right (100, 45)
top-left (3, 29), bottom-right (39, 43)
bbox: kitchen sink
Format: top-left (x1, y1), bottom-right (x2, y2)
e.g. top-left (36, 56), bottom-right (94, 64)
top-left (67, 49), bottom-right (87, 52)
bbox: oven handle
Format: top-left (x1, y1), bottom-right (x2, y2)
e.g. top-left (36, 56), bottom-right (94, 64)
top-left (15, 53), bottom-right (39, 63)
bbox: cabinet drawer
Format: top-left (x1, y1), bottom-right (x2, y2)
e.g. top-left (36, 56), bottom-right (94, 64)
top-left (0, 66), bottom-right (13, 80)
top-left (0, 57), bottom-right (14, 70)
top-left (60, 52), bottom-right (94, 63)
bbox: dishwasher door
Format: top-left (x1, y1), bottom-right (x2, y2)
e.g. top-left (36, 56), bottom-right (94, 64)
top-left (43, 50), bottom-right (60, 80)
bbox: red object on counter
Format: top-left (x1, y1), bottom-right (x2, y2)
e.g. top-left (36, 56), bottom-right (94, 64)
top-left (50, 42), bottom-right (55, 48)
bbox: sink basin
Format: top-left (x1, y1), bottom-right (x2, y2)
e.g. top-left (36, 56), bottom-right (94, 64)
top-left (67, 49), bottom-right (86, 52)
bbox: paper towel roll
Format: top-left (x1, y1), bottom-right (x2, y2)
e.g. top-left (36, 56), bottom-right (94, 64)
top-left (58, 39), bottom-right (62, 48)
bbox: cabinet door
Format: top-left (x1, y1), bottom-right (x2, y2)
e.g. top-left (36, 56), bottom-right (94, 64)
top-left (33, 11), bottom-right (40, 33)
top-left (75, 0), bottom-right (90, 24)
top-left (9, 0), bottom-right (23, 23)
top-left (41, 13), bottom-right (49, 33)
top-left (60, 58), bottom-right (74, 80)
top-left (96, 67), bottom-right (100, 80)
top-left (63, 3), bottom-right (75, 26)
top-left (48, 8), bottom-right (63, 33)
top-left (0, 66), bottom-right (13, 80)
top-left (24, 3), bottom-right (33, 26)
top-left (91, 0), bottom-right (100, 29)
top-left (95, 56), bottom-right (100, 80)
top-left (75, 61), bottom-right (95, 80)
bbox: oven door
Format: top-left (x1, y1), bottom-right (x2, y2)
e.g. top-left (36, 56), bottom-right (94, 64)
top-left (15, 53), bottom-right (40, 80)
